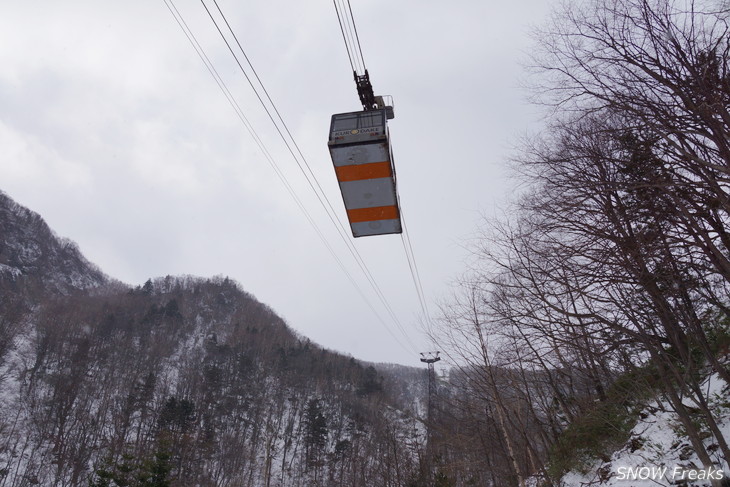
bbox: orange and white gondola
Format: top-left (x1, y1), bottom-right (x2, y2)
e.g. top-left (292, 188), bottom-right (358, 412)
top-left (328, 106), bottom-right (402, 237)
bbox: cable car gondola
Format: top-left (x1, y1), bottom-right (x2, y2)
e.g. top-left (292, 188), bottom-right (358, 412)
top-left (328, 98), bottom-right (401, 238)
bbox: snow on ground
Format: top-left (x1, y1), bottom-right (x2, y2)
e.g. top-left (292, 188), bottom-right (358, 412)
top-left (0, 323), bottom-right (39, 480)
top-left (561, 372), bottom-right (729, 487)
top-left (0, 263), bottom-right (21, 279)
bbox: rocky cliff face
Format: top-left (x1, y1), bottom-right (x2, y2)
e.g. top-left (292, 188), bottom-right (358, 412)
top-left (0, 190), bottom-right (107, 298)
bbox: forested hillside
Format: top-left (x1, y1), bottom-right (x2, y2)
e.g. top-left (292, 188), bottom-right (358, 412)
top-left (0, 190), bottom-right (427, 486)
top-left (426, 0), bottom-right (730, 486)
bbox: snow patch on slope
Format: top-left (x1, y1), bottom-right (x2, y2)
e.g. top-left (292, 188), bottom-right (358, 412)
top-left (560, 372), bottom-right (729, 487)
top-left (0, 263), bottom-right (21, 279)
top-left (0, 322), bottom-right (40, 478)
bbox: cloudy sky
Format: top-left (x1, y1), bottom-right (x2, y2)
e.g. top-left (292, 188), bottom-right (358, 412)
top-left (0, 0), bottom-right (552, 366)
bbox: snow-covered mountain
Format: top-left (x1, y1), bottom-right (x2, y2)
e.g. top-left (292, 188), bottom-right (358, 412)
top-left (0, 190), bottom-right (428, 486)
top-left (0, 190), bottom-right (107, 297)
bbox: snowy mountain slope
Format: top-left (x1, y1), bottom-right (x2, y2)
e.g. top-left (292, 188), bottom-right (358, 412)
top-left (0, 190), bottom-right (107, 296)
top-left (0, 190), bottom-right (429, 486)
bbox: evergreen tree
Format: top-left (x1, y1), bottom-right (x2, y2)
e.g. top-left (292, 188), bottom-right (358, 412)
top-left (304, 398), bottom-right (328, 468)
top-left (89, 444), bottom-right (171, 487)
top-left (141, 279), bottom-right (153, 296)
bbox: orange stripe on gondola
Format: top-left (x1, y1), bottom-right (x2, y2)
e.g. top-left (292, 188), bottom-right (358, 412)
top-left (335, 161), bottom-right (392, 182)
top-left (347, 205), bottom-right (399, 223)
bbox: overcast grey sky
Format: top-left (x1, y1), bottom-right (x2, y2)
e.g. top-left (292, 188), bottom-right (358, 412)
top-left (0, 0), bottom-right (552, 366)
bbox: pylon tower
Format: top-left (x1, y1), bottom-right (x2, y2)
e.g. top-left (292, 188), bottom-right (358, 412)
top-left (420, 351), bottom-right (441, 483)
top-left (420, 351), bottom-right (441, 422)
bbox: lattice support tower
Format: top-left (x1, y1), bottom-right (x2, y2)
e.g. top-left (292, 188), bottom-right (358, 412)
top-left (420, 351), bottom-right (441, 422)
top-left (420, 351), bottom-right (441, 482)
